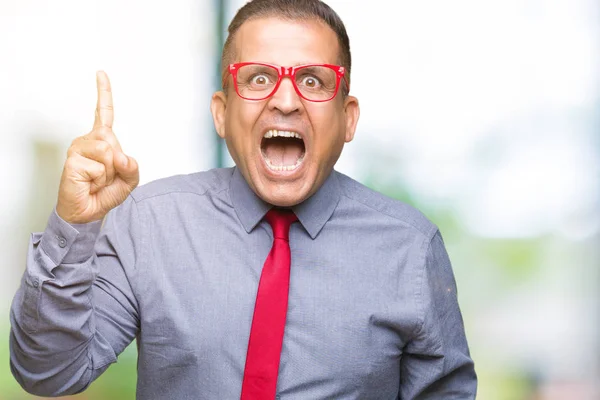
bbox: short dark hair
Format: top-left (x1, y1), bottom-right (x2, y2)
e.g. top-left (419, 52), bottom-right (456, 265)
top-left (221, 0), bottom-right (351, 90)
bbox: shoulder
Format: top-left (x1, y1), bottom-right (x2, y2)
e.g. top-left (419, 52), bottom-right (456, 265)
top-left (334, 171), bottom-right (438, 240)
top-left (129, 167), bottom-right (234, 203)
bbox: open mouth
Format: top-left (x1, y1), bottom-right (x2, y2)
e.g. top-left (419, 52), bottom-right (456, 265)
top-left (260, 129), bottom-right (306, 172)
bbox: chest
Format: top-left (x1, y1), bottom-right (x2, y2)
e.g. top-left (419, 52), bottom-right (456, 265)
top-left (133, 218), bottom-right (416, 396)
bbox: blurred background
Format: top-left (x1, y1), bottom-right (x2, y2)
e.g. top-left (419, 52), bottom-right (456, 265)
top-left (1, 0), bottom-right (598, 399)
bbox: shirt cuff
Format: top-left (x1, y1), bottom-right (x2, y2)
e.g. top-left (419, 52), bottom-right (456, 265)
top-left (39, 209), bottom-right (103, 267)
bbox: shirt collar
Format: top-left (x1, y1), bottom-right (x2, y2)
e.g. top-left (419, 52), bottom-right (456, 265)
top-left (229, 167), bottom-right (341, 239)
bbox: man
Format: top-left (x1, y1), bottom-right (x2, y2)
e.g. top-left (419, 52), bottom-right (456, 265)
top-left (9, 0), bottom-right (477, 398)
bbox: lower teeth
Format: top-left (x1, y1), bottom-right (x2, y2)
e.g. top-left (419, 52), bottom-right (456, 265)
top-left (265, 157), bottom-right (304, 171)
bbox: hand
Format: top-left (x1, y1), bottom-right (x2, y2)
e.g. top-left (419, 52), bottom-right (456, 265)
top-left (56, 71), bottom-right (139, 224)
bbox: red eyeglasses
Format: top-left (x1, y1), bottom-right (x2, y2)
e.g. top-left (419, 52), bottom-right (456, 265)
top-left (225, 62), bottom-right (349, 102)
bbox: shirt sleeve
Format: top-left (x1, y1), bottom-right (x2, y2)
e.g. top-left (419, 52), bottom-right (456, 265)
top-left (399, 230), bottom-right (477, 399)
top-left (9, 196), bottom-right (141, 397)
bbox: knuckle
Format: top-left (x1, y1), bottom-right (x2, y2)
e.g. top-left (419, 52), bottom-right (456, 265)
top-left (104, 148), bottom-right (114, 163)
top-left (96, 162), bottom-right (107, 175)
top-left (90, 164), bottom-right (107, 183)
top-left (95, 141), bottom-right (110, 153)
top-left (64, 156), bottom-right (79, 172)
top-left (67, 137), bottom-right (82, 156)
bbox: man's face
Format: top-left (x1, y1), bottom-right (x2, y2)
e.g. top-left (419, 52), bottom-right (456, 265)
top-left (211, 17), bottom-right (359, 207)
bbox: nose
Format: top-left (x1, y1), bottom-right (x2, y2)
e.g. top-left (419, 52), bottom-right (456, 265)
top-left (267, 77), bottom-right (302, 115)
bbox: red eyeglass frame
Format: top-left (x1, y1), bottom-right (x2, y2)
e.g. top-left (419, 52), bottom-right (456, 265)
top-left (225, 62), bottom-right (350, 102)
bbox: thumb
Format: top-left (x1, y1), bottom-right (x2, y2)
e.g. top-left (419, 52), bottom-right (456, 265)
top-left (114, 152), bottom-right (140, 188)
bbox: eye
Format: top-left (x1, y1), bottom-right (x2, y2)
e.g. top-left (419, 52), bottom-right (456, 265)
top-left (251, 74), bottom-right (271, 86)
top-left (300, 75), bottom-right (321, 88)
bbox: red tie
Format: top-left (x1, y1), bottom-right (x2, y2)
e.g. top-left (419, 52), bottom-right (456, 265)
top-left (241, 209), bottom-right (297, 400)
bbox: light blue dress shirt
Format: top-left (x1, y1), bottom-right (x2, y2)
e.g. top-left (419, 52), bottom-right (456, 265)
top-left (10, 167), bottom-right (477, 399)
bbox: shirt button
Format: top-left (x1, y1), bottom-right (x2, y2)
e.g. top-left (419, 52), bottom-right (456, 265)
top-left (58, 237), bottom-right (67, 248)
top-left (32, 277), bottom-right (39, 288)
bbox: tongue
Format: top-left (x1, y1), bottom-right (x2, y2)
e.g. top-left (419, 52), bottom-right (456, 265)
top-left (263, 138), bottom-right (304, 165)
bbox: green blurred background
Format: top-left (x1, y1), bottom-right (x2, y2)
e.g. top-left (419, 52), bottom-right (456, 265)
top-left (1, 0), bottom-right (598, 399)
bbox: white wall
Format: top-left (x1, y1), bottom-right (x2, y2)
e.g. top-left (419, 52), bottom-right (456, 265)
top-left (1, 0), bottom-right (218, 304)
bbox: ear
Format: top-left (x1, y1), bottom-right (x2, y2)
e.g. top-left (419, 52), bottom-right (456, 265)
top-left (343, 95), bottom-right (360, 143)
top-left (210, 91), bottom-right (228, 139)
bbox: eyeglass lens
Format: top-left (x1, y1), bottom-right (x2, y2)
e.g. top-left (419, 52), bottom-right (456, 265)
top-left (235, 64), bottom-right (338, 101)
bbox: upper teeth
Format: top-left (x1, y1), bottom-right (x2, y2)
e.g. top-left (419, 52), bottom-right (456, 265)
top-left (264, 129), bottom-right (302, 139)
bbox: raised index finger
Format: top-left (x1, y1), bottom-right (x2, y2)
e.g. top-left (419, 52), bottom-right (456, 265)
top-left (94, 71), bottom-right (114, 128)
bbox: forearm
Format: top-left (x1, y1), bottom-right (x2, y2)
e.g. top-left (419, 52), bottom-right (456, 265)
top-left (9, 210), bottom-right (114, 396)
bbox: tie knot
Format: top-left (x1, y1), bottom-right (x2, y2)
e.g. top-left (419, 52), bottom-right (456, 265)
top-left (265, 209), bottom-right (298, 240)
